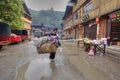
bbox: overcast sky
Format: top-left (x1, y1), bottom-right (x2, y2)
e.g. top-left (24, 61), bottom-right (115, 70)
top-left (25, 0), bottom-right (69, 11)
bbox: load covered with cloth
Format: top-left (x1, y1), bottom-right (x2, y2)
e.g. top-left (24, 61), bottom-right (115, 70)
top-left (33, 35), bottom-right (60, 54)
top-left (37, 42), bottom-right (57, 54)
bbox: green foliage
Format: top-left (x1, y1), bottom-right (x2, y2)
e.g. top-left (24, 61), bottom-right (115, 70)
top-left (29, 8), bottom-right (64, 28)
top-left (0, 0), bottom-right (24, 30)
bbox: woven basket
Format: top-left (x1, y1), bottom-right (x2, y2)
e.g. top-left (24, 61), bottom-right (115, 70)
top-left (37, 43), bottom-right (57, 54)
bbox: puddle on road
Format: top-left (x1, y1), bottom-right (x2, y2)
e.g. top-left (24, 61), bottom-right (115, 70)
top-left (15, 58), bottom-right (52, 80)
top-left (25, 58), bottom-right (52, 80)
top-left (15, 56), bottom-right (85, 80)
top-left (62, 42), bottom-right (113, 80)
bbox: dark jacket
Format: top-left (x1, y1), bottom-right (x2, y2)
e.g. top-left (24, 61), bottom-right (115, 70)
top-left (48, 33), bottom-right (61, 46)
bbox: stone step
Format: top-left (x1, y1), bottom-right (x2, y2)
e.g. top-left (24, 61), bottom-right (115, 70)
top-left (106, 48), bottom-right (120, 63)
top-left (64, 40), bottom-right (120, 63)
top-left (106, 48), bottom-right (120, 57)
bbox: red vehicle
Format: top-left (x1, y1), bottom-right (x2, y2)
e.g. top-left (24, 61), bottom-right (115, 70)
top-left (0, 22), bottom-right (11, 49)
top-left (10, 33), bottom-right (22, 43)
top-left (21, 30), bottom-right (28, 41)
top-left (11, 30), bottom-right (28, 42)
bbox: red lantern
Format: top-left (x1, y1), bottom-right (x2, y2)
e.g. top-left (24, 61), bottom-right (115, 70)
top-left (71, 26), bottom-right (73, 29)
top-left (96, 17), bottom-right (99, 23)
top-left (78, 24), bottom-right (81, 29)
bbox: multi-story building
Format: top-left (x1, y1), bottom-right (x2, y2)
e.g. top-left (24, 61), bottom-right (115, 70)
top-left (22, 3), bottom-right (32, 37)
top-left (63, 0), bottom-right (120, 45)
top-left (63, 5), bottom-right (74, 38)
top-left (71, 0), bottom-right (84, 39)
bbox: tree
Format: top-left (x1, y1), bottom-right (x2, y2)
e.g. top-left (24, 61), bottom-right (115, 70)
top-left (0, 0), bottom-right (24, 30)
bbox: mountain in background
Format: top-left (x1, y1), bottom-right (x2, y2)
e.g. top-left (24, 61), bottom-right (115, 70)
top-left (29, 8), bottom-right (64, 29)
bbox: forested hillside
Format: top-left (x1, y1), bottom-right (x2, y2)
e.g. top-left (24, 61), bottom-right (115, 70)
top-left (29, 8), bottom-right (64, 28)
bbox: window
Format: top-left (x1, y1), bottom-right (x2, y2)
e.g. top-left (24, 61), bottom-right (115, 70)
top-left (75, 0), bottom-right (78, 4)
top-left (71, 0), bottom-right (77, 4)
top-left (83, 0), bottom-right (92, 14)
top-left (74, 12), bottom-right (78, 19)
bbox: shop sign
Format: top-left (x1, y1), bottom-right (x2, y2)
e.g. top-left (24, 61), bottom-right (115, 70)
top-left (82, 14), bottom-right (89, 22)
top-left (109, 11), bottom-right (120, 22)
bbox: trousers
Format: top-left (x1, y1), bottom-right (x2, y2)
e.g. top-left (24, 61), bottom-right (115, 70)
top-left (49, 53), bottom-right (56, 59)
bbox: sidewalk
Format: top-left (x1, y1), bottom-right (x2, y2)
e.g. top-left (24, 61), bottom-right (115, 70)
top-left (106, 45), bottom-right (120, 63)
top-left (61, 40), bottom-right (120, 80)
top-left (63, 39), bottom-right (120, 63)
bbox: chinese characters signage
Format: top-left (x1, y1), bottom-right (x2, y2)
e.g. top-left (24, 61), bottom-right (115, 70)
top-left (82, 14), bottom-right (89, 22)
top-left (109, 11), bottom-right (120, 22)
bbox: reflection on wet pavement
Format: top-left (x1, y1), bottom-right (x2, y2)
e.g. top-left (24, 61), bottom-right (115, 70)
top-left (15, 41), bottom-right (120, 80)
top-left (16, 56), bottom-right (85, 80)
top-left (25, 58), bottom-right (51, 80)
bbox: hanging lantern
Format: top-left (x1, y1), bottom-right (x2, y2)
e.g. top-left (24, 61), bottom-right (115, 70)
top-left (71, 26), bottom-right (73, 29)
top-left (78, 24), bottom-right (81, 29)
top-left (96, 17), bottom-right (99, 23)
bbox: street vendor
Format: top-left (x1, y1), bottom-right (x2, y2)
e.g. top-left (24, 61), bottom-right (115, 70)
top-left (48, 28), bottom-right (61, 61)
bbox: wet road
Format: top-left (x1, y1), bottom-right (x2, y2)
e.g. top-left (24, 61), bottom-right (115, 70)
top-left (16, 57), bottom-right (85, 80)
top-left (0, 41), bottom-right (38, 80)
top-left (0, 40), bottom-right (120, 80)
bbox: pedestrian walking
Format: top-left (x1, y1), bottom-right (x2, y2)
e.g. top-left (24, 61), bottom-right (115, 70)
top-left (48, 28), bottom-right (61, 61)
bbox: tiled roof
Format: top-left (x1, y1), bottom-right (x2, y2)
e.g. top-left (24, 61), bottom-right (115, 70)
top-left (23, 2), bottom-right (31, 16)
top-left (63, 6), bottom-right (73, 20)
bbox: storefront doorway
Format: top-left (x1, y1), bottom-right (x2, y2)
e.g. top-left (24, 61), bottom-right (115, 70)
top-left (84, 24), bottom-right (97, 39)
top-left (111, 22), bottom-right (120, 45)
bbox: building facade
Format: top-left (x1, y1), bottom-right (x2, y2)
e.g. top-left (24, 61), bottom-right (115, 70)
top-left (63, 5), bottom-right (74, 38)
top-left (23, 3), bottom-right (32, 37)
top-left (63, 0), bottom-right (120, 45)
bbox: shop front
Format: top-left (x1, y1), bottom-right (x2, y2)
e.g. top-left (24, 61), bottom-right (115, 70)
top-left (109, 10), bottom-right (120, 46)
top-left (71, 27), bottom-right (76, 39)
top-left (83, 21), bottom-right (97, 39)
top-left (64, 28), bottom-right (71, 36)
top-left (82, 14), bottom-right (98, 39)
top-left (78, 24), bottom-right (84, 39)
top-left (73, 25), bottom-right (82, 39)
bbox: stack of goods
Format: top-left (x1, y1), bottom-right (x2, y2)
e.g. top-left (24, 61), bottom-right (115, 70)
top-left (37, 43), bottom-right (57, 54)
top-left (84, 38), bottom-right (91, 43)
top-left (33, 36), bottom-right (57, 54)
top-left (91, 39), bottom-right (101, 44)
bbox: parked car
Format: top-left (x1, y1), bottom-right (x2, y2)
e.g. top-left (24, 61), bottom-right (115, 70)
top-left (0, 22), bottom-right (11, 49)
top-left (34, 30), bottom-right (43, 38)
top-left (21, 30), bottom-right (28, 41)
top-left (10, 33), bottom-right (22, 43)
top-left (11, 30), bottom-right (28, 41)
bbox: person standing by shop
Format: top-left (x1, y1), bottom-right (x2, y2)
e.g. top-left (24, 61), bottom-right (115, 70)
top-left (107, 34), bottom-right (111, 46)
top-left (49, 28), bottom-right (61, 61)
